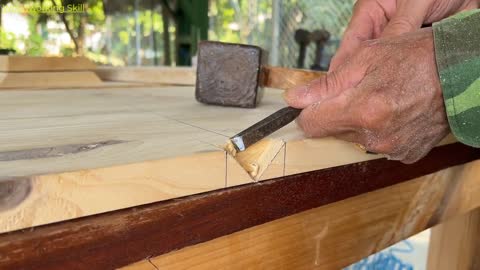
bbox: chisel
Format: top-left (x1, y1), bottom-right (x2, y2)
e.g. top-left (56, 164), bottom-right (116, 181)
top-left (228, 106), bottom-right (301, 153)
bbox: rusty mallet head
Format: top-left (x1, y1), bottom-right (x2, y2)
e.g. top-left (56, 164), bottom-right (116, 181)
top-left (195, 41), bottom-right (266, 108)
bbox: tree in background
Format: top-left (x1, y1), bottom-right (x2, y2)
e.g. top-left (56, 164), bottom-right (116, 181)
top-left (49, 0), bottom-right (105, 55)
top-left (0, 0), bottom-right (9, 27)
top-left (0, 0), bottom-right (15, 52)
top-left (0, 0), bottom-right (170, 64)
top-left (1, 0), bottom-right (352, 67)
top-left (0, 0), bottom-right (105, 56)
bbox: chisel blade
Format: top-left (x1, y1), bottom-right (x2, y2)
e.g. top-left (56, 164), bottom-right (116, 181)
top-left (229, 106), bottom-right (302, 152)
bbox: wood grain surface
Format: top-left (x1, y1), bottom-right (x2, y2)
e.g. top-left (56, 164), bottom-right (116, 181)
top-left (261, 66), bottom-right (325, 90)
top-left (127, 160), bottom-right (480, 270)
top-left (95, 66), bottom-right (196, 85)
top-left (0, 71), bottom-right (103, 89)
top-left (428, 207), bottom-right (480, 270)
top-left (0, 56), bottom-right (95, 72)
top-left (0, 86), bottom-right (390, 233)
top-left (0, 143), bottom-right (478, 270)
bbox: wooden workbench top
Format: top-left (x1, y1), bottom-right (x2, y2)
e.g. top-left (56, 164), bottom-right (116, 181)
top-left (0, 84), bottom-right (479, 269)
top-left (0, 86), bottom-right (457, 234)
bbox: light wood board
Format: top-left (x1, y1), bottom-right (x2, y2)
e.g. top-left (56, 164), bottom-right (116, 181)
top-left (95, 66), bottom-right (196, 85)
top-left (0, 86), bottom-right (454, 233)
top-left (0, 71), bottom-right (104, 89)
top-left (123, 160), bottom-right (480, 270)
top-left (427, 207), bottom-right (480, 270)
top-left (0, 86), bottom-right (385, 180)
top-left (0, 56), bottom-right (96, 72)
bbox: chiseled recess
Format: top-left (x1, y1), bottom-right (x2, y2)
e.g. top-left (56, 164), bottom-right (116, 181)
top-left (225, 139), bottom-right (285, 183)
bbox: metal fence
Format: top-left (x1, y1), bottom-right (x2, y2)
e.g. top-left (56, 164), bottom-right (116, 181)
top-left (209, 0), bottom-right (355, 69)
top-left (275, 0), bottom-right (355, 68)
top-left (101, 0), bottom-right (355, 67)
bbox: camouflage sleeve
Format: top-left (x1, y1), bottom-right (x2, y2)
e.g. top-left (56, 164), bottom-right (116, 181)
top-left (433, 9), bottom-right (480, 147)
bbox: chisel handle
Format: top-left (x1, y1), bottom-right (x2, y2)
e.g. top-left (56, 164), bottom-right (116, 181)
top-left (260, 66), bottom-right (326, 90)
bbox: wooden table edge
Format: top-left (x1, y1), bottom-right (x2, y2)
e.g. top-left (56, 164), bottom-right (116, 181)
top-left (0, 143), bottom-right (478, 269)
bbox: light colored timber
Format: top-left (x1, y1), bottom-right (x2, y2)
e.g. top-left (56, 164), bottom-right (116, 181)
top-left (225, 138), bottom-right (285, 180)
top-left (0, 57), bottom-right (162, 90)
top-left (261, 66), bottom-right (324, 89)
top-left (123, 160), bottom-right (480, 270)
top-left (0, 71), bottom-right (104, 89)
top-left (95, 66), bottom-right (196, 85)
top-left (0, 86), bottom-right (386, 181)
top-left (0, 56), bottom-right (96, 72)
top-left (0, 86), bottom-right (455, 233)
top-left (427, 207), bottom-right (480, 270)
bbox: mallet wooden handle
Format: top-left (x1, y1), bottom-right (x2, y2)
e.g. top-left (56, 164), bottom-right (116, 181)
top-left (260, 66), bottom-right (326, 90)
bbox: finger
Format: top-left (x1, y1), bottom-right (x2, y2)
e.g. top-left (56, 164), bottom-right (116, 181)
top-left (283, 71), bottom-right (343, 109)
top-left (381, 0), bottom-right (431, 37)
top-left (330, 26), bottom-right (371, 71)
top-left (463, 0), bottom-right (479, 10)
top-left (295, 90), bottom-right (356, 138)
top-left (330, 0), bottom-right (389, 70)
top-left (284, 63), bottom-right (366, 109)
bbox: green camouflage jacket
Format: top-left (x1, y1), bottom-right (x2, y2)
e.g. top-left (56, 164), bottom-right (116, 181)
top-left (433, 9), bottom-right (480, 147)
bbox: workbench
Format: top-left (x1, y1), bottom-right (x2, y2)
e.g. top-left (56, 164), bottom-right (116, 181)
top-left (0, 65), bottom-right (479, 270)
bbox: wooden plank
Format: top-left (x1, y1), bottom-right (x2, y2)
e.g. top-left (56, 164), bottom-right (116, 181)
top-left (0, 87), bottom-right (232, 179)
top-left (0, 152), bottom-right (227, 233)
top-left (126, 161), bottom-right (480, 270)
top-left (0, 56), bottom-right (96, 71)
top-left (0, 86), bottom-right (460, 233)
top-left (0, 80), bottom-right (160, 91)
top-left (0, 86), bottom-right (388, 233)
top-left (0, 152), bottom-right (479, 270)
top-left (427, 207), bottom-right (480, 270)
top-left (95, 66), bottom-right (196, 85)
top-left (0, 71), bottom-right (103, 89)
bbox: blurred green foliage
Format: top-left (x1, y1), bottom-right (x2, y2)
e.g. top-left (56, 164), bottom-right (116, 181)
top-left (0, 0), bottom-right (353, 66)
top-left (209, 0), bottom-right (273, 47)
top-left (0, 0), bottom-right (159, 64)
top-left (104, 9), bottom-right (164, 65)
top-left (0, 30), bottom-right (17, 50)
top-left (22, 18), bottom-right (45, 55)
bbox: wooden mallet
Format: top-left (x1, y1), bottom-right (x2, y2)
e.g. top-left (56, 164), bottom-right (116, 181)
top-left (195, 41), bottom-right (325, 108)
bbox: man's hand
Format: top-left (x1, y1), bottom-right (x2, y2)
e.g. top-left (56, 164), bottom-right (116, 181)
top-left (284, 28), bottom-right (449, 163)
top-left (330, 0), bottom-right (479, 70)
